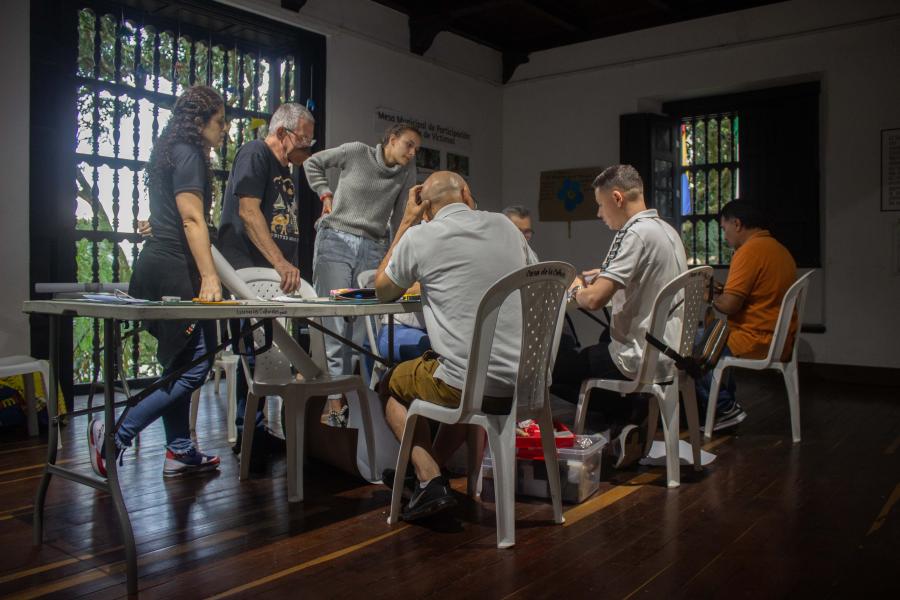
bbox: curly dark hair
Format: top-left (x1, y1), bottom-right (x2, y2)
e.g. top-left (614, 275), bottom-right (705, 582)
top-left (146, 85), bottom-right (224, 200)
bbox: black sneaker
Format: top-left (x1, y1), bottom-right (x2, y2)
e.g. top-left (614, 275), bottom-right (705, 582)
top-left (702, 402), bottom-right (747, 433)
top-left (381, 467), bottom-right (416, 495)
top-left (400, 477), bottom-right (457, 521)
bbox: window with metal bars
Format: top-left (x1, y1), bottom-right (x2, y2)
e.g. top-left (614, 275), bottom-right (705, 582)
top-left (30, 0), bottom-right (325, 396)
top-left (676, 113), bottom-right (740, 267)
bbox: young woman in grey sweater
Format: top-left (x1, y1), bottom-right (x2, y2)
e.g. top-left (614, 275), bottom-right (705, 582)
top-left (303, 123), bottom-right (421, 425)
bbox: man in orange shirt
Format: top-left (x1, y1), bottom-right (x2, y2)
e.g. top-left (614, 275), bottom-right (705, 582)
top-left (698, 200), bottom-right (797, 431)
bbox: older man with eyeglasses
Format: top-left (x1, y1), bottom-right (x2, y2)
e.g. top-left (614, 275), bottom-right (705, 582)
top-left (215, 102), bottom-right (316, 461)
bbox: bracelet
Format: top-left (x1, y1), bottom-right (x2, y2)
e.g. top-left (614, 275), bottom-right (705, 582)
top-left (319, 192), bottom-right (333, 202)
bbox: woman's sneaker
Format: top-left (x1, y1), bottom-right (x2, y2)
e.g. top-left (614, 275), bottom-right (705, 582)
top-left (163, 448), bottom-right (220, 478)
top-left (88, 418), bottom-right (107, 477)
top-left (87, 418), bottom-right (125, 478)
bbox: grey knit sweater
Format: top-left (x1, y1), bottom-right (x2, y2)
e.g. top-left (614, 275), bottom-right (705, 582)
top-left (303, 142), bottom-right (417, 241)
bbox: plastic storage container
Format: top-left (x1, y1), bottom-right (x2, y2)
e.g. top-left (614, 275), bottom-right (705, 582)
top-left (481, 434), bottom-right (607, 504)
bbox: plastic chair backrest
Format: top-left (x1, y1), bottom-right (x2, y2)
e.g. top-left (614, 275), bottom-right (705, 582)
top-left (635, 266), bottom-right (712, 384)
top-left (457, 261), bottom-right (576, 417)
top-left (765, 271), bottom-right (813, 364)
top-left (356, 269), bottom-right (382, 358)
top-left (236, 269), bottom-right (293, 383)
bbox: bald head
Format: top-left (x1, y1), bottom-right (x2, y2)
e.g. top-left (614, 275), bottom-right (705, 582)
top-left (421, 171), bottom-right (473, 215)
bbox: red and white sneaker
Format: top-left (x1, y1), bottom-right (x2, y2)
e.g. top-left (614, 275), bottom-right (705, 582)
top-left (163, 448), bottom-right (220, 478)
top-left (88, 418), bottom-right (107, 477)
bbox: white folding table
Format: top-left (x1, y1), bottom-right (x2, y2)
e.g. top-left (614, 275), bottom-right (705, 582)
top-left (23, 298), bottom-right (421, 595)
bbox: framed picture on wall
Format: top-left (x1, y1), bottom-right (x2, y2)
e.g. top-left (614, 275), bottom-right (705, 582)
top-left (882, 128), bottom-right (900, 211)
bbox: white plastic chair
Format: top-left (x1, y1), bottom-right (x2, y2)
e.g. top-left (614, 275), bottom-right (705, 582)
top-left (387, 261), bottom-right (576, 549)
top-left (0, 356), bottom-right (51, 436)
top-left (233, 268), bottom-right (378, 503)
top-left (356, 269), bottom-right (388, 389)
top-left (189, 322), bottom-right (240, 443)
top-left (704, 271), bottom-right (813, 443)
top-left (573, 267), bottom-right (713, 488)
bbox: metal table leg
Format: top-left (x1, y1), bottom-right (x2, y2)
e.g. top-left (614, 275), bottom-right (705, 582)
top-left (103, 318), bottom-right (138, 595)
top-left (387, 314), bottom-right (395, 366)
top-left (32, 314), bottom-right (58, 545)
top-left (32, 316), bottom-right (139, 595)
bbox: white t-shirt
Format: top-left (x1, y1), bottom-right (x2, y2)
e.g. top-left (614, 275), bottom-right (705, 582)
top-left (385, 203), bottom-right (538, 396)
top-left (598, 209), bottom-right (687, 381)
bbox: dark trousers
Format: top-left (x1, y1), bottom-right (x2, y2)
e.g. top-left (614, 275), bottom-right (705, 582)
top-left (551, 330), bottom-right (648, 429)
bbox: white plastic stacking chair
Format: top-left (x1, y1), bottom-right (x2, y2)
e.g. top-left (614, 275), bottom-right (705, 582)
top-left (387, 261), bottom-right (576, 549)
top-left (573, 267), bottom-right (713, 488)
top-left (704, 271), bottom-right (813, 443)
top-left (0, 356), bottom-right (51, 436)
top-left (233, 268), bottom-right (377, 503)
top-left (356, 269), bottom-right (387, 389)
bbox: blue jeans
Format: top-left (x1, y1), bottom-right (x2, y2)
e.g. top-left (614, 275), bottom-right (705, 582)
top-left (694, 341), bottom-right (737, 414)
top-left (364, 324), bottom-right (431, 374)
top-left (313, 227), bottom-right (388, 377)
top-left (117, 328), bottom-right (213, 454)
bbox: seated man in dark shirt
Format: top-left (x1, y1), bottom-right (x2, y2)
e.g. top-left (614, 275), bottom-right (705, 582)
top-left (215, 103), bottom-right (316, 458)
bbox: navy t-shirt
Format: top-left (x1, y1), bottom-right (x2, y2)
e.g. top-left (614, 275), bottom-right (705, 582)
top-left (217, 140), bottom-right (298, 269)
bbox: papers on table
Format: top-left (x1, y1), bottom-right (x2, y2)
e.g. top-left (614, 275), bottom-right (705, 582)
top-left (82, 294), bottom-right (151, 304)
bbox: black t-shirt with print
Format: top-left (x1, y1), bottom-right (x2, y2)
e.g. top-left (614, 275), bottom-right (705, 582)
top-left (217, 139), bottom-right (299, 269)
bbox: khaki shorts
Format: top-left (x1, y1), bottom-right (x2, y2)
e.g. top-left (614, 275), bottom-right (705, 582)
top-left (384, 351), bottom-right (513, 415)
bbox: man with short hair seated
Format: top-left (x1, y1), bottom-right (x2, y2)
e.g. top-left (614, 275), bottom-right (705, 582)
top-left (699, 200), bottom-right (797, 431)
top-left (374, 171), bottom-right (537, 521)
top-left (551, 164), bottom-right (687, 468)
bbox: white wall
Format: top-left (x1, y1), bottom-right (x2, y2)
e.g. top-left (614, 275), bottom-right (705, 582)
top-left (502, 0), bottom-right (900, 369)
top-left (219, 0), bottom-right (505, 209)
top-left (0, 0), bottom-right (30, 356)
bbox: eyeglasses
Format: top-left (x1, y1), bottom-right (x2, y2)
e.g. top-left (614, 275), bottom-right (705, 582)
top-left (284, 127), bottom-right (315, 149)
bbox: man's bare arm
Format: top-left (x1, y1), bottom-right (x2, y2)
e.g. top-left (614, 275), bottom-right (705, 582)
top-left (238, 196), bottom-right (299, 293)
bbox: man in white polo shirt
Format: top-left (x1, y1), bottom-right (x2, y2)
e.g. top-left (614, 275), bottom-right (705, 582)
top-left (552, 164), bottom-right (687, 468)
top-left (374, 171), bottom-right (536, 521)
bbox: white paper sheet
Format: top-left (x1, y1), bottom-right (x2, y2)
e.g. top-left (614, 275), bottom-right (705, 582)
top-left (639, 439), bottom-right (717, 466)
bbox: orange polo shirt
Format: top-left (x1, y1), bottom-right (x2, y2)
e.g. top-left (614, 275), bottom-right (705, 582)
top-left (723, 231), bottom-right (797, 360)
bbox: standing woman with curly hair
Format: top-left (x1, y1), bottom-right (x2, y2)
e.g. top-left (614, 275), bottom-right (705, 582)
top-left (88, 85), bottom-right (227, 478)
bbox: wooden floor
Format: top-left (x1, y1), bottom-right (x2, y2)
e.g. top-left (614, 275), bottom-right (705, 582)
top-left (0, 369), bottom-right (897, 599)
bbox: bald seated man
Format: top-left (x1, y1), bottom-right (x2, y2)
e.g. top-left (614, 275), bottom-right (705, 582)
top-left (374, 171), bottom-right (537, 521)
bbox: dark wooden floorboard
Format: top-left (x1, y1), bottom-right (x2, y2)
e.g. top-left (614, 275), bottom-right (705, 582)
top-left (0, 370), bottom-right (896, 599)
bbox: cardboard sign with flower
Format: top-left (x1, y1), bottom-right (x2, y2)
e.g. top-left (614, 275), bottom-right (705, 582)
top-left (539, 166), bottom-right (604, 236)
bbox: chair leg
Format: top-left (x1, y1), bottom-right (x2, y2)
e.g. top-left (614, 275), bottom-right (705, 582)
top-left (21, 372), bottom-right (39, 437)
top-left (537, 402), bottom-right (564, 524)
top-left (704, 366), bottom-right (726, 441)
top-left (239, 392), bottom-right (258, 481)
top-left (657, 385), bottom-right (681, 488)
top-left (645, 395), bottom-right (660, 457)
top-left (486, 417), bottom-right (517, 548)
top-left (782, 364), bottom-right (801, 443)
top-left (285, 394), bottom-right (307, 503)
top-left (225, 363), bottom-right (237, 444)
top-left (190, 388), bottom-right (201, 433)
top-left (387, 414), bottom-right (418, 525)
top-left (681, 378), bottom-right (703, 470)
top-left (354, 385), bottom-right (379, 482)
top-left (466, 426), bottom-right (486, 498)
top-left (573, 381), bottom-right (592, 435)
